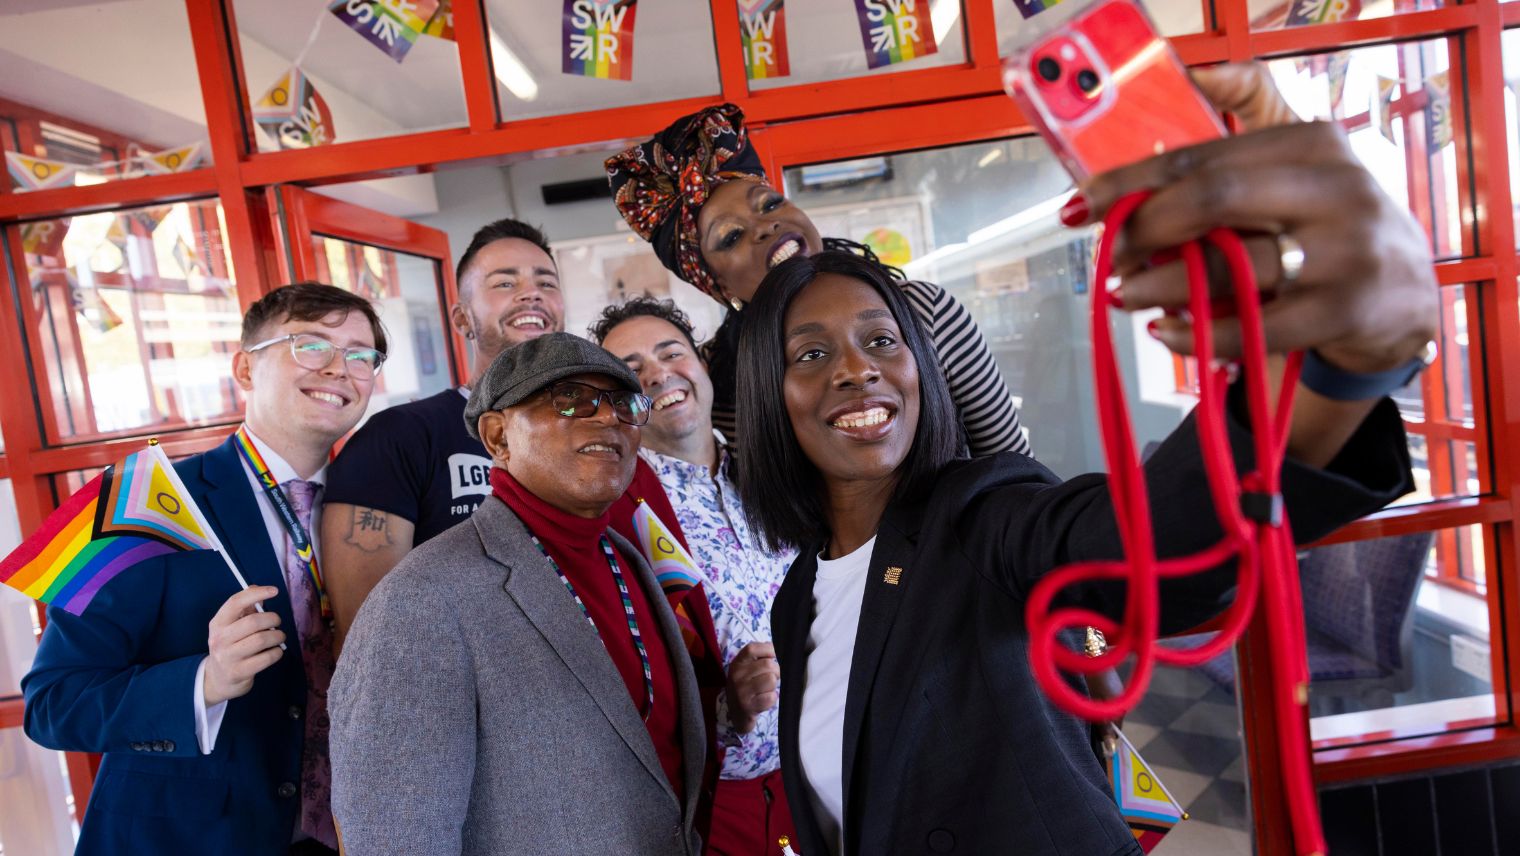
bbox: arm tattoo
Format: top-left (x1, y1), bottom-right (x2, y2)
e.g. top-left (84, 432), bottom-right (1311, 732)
top-left (344, 507), bottom-right (396, 554)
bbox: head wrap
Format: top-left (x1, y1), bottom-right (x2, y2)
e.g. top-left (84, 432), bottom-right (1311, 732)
top-left (605, 103), bottom-right (766, 301)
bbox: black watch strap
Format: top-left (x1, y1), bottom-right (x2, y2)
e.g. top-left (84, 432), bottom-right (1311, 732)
top-left (1299, 346), bottom-right (1433, 401)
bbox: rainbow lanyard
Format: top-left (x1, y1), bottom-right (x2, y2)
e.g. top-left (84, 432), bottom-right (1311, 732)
top-left (233, 426), bottom-right (331, 621)
top-left (531, 534), bottom-right (654, 720)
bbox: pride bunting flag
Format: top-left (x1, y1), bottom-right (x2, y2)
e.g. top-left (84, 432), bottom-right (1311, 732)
top-left (329, 0), bottom-right (440, 63)
top-left (138, 143), bottom-right (206, 175)
top-left (739, 0), bottom-right (789, 81)
top-left (854, 0), bottom-right (937, 70)
top-left (6, 151), bottom-right (77, 191)
top-left (563, 0), bottom-right (637, 81)
top-left (1, 444), bottom-right (216, 616)
top-left (1110, 727), bottom-right (1187, 852)
top-left (254, 68), bottom-right (336, 150)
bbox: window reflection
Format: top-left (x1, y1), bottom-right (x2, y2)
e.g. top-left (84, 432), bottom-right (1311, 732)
top-left (21, 200), bottom-right (241, 442)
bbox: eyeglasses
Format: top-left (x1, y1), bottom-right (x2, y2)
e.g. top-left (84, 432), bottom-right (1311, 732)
top-left (245, 333), bottom-right (386, 379)
top-left (545, 380), bottom-right (651, 426)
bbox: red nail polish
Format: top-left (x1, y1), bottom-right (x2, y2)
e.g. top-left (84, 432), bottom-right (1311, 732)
top-left (1059, 193), bottom-right (1090, 227)
top-left (1146, 319), bottom-right (1162, 339)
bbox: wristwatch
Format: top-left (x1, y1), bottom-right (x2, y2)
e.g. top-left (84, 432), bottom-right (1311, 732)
top-left (1299, 341), bottom-right (1438, 402)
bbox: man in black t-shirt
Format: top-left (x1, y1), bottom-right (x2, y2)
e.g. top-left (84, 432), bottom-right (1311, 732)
top-left (322, 218), bottom-right (564, 638)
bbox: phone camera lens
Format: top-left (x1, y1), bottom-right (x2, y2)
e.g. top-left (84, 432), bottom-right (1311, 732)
top-left (1076, 69), bottom-right (1101, 96)
top-left (1037, 57), bottom-right (1061, 83)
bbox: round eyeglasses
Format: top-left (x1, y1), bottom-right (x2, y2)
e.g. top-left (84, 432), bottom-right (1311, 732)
top-left (245, 333), bottom-right (387, 379)
top-left (546, 380), bottom-right (651, 426)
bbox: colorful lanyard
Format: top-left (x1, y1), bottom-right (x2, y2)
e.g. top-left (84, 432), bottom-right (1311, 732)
top-left (233, 426), bottom-right (331, 621)
top-left (531, 534), bottom-right (654, 720)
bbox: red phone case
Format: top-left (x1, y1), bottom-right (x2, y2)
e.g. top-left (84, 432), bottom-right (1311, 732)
top-left (1002, 0), bottom-right (1225, 181)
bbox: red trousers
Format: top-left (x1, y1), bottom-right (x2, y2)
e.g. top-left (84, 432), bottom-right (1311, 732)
top-left (704, 769), bottom-right (797, 856)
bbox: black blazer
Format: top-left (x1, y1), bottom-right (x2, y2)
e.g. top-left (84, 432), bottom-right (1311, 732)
top-left (773, 398), bottom-right (1413, 856)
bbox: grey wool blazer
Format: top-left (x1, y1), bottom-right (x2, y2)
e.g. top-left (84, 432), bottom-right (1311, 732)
top-left (329, 494), bottom-right (707, 856)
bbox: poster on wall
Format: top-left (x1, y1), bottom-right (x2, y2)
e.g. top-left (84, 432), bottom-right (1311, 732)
top-left (853, 0), bottom-right (938, 70)
top-left (328, 0), bottom-right (441, 63)
top-left (253, 68), bottom-right (336, 150)
top-left (563, 0), bottom-right (637, 81)
top-left (738, 0), bottom-right (789, 80)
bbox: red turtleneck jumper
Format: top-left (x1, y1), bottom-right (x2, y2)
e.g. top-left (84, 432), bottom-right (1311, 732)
top-left (491, 467), bottom-right (686, 798)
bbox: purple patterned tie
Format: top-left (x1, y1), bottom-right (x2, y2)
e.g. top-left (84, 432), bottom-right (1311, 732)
top-left (281, 479), bottom-right (338, 849)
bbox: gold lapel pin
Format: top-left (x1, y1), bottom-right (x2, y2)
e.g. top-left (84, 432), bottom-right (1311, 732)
top-left (883, 566), bottom-right (903, 585)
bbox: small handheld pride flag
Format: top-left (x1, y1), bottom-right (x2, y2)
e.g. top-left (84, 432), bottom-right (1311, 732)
top-left (2, 443), bottom-right (223, 616)
top-left (632, 501), bottom-right (702, 593)
top-left (1110, 727), bottom-right (1187, 852)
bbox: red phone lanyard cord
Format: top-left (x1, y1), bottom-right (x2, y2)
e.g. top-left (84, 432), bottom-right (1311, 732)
top-left (1024, 190), bottom-right (1326, 856)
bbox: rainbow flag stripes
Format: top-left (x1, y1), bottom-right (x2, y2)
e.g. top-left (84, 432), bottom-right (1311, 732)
top-left (0, 445), bottom-right (214, 616)
top-left (563, 0), bottom-right (637, 81)
top-left (739, 0), bottom-right (789, 81)
top-left (854, 0), bottom-right (938, 70)
top-left (631, 501), bottom-right (701, 593)
top-left (1110, 728), bottom-right (1187, 852)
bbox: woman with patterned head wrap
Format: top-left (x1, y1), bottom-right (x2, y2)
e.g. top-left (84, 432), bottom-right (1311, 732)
top-left (605, 104), bottom-right (1030, 460)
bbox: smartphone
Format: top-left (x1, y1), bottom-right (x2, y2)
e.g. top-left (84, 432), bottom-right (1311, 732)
top-left (1001, 0), bottom-right (1226, 181)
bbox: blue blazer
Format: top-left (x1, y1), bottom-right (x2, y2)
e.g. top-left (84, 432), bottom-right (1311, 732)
top-left (23, 436), bottom-right (309, 856)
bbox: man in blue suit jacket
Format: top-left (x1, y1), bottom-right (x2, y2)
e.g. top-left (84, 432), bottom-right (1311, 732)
top-left (22, 283), bottom-right (386, 856)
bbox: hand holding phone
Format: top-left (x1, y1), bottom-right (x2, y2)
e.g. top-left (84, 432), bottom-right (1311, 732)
top-left (1002, 0), bottom-right (1225, 181)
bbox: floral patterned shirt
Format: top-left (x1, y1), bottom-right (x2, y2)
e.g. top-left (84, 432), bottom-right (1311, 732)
top-left (641, 435), bottom-right (795, 780)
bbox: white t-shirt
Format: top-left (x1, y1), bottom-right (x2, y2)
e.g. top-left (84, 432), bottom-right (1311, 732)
top-left (798, 535), bottom-right (876, 854)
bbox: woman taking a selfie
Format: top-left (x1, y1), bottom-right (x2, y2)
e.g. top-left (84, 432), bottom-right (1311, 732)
top-left (731, 75), bottom-right (1437, 855)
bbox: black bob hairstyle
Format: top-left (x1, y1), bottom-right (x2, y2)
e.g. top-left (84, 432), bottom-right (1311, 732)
top-left (734, 250), bottom-right (965, 553)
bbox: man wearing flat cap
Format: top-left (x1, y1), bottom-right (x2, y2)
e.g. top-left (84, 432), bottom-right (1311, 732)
top-left (329, 333), bottom-right (707, 856)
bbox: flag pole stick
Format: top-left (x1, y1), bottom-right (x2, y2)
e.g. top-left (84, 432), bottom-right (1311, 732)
top-left (148, 442), bottom-right (286, 651)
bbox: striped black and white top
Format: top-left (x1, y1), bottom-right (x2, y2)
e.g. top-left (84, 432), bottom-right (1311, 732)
top-left (708, 278), bottom-right (1031, 459)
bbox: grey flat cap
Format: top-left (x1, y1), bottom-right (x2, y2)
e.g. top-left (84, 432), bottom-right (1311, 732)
top-left (463, 332), bottom-right (641, 439)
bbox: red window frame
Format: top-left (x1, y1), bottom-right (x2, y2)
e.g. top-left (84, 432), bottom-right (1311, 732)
top-left (0, 1), bottom-right (1515, 848)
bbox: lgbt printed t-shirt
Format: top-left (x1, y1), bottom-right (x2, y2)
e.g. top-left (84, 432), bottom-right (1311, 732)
top-left (326, 388), bottom-right (490, 545)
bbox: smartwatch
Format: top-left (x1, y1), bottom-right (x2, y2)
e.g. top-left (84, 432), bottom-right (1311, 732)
top-left (1299, 341), bottom-right (1437, 402)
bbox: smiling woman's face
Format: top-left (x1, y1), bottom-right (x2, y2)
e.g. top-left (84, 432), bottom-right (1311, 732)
top-left (782, 272), bottom-right (920, 492)
top-left (697, 178), bottom-right (824, 304)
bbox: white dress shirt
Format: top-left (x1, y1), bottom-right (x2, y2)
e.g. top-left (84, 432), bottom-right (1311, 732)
top-left (193, 426), bottom-right (327, 754)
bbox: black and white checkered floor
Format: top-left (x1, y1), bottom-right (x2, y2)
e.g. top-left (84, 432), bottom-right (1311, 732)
top-left (1123, 664), bottom-right (1252, 855)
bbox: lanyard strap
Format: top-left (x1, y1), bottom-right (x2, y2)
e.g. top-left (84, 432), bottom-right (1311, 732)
top-left (233, 426), bottom-right (331, 621)
top-left (531, 534), bottom-right (655, 720)
top-left (1024, 192), bottom-right (1320, 855)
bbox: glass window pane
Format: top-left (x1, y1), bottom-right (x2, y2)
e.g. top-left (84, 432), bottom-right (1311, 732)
top-left (1505, 30), bottom-right (1520, 199)
top-left (483, 0), bottom-right (720, 119)
top-left (1389, 282), bottom-right (1483, 506)
top-left (1267, 40), bottom-right (1468, 259)
top-left (997, 0), bottom-right (1207, 51)
top-left (0, 0), bottom-right (212, 190)
top-left (0, 728), bottom-right (76, 855)
top-left (18, 200), bottom-right (241, 443)
top-left (1124, 664), bottom-right (1253, 852)
top-left (234, 0), bottom-right (468, 149)
top-left (307, 234), bottom-right (454, 417)
top-left (747, 0), bottom-right (968, 92)
top-left (1308, 526), bottom-right (1500, 749)
top-left (1252, 0), bottom-right (1448, 31)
